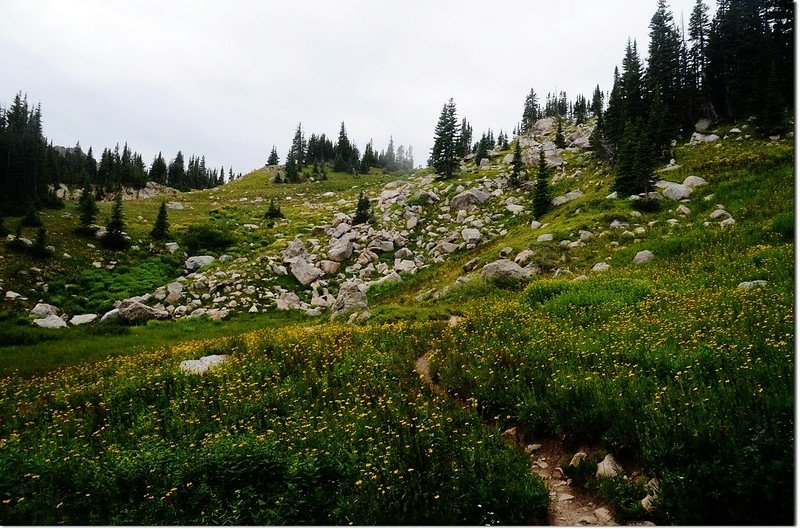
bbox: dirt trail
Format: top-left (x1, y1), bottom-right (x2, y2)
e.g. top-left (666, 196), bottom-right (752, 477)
top-left (414, 351), bottom-right (616, 526)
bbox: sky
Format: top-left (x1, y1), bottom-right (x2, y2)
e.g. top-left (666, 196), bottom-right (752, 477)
top-left (0, 0), bottom-right (712, 175)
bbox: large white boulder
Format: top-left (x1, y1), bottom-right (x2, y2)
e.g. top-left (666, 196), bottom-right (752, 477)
top-left (118, 300), bottom-right (169, 323)
top-left (633, 250), bottom-right (655, 264)
top-left (30, 303), bottom-right (59, 318)
top-left (289, 258), bottom-right (323, 286)
top-left (185, 255), bottom-right (215, 272)
top-left (179, 354), bottom-right (229, 375)
top-left (331, 281), bottom-right (368, 318)
top-left (450, 188), bottom-right (490, 211)
top-left (480, 259), bottom-right (532, 283)
top-left (327, 239), bottom-right (354, 262)
top-left (32, 314), bottom-right (67, 329)
top-left (70, 314), bottom-right (98, 325)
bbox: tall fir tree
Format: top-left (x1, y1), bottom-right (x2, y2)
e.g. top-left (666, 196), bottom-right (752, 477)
top-left (429, 98), bottom-right (459, 179)
top-left (509, 140), bottom-right (523, 188)
top-left (532, 149), bottom-right (551, 219)
top-left (102, 191), bottom-right (129, 249)
top-left (77, 178), bottom-right (98, 228)
top-left (150, 200), bottom-right (169, 240)
top-left (521, 88), bottom-right (540, 132)
top-left (267, 145), bottom-right (279, 165)
top-left (554, 118), bottom-right (566, 148)
top-left (149, 152), bottom-right (167, 184)
top-left (352, 191), bottom-right (371, 225)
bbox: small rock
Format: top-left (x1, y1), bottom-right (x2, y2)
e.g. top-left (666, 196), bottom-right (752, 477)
top-left (32, 314), bottom-right (67, 329)
top-left (569, 452), bottom-right (587, 467)
top-left (30, 303), bottom-right (59, 318)
top-left (633, 250), bottom-right (655, 264)
top-left (720, 217), bottom-right (735, 227)
top-left (593, 507), bottom-right (613, 524)
top-left (463, 258), bottom-right (479, 272)
top-left (537, 233), bottom-right (554, 242)
top-left (592, 262), bottom-right (611, 272)
top-left (738, 280), bottom-right (768, 290)
top-left (596, 454), bottom-right (622, 478)
top-left (70, 314), bottom-right (97, 325)
top-left (179, 354), bottom-right (229, 375)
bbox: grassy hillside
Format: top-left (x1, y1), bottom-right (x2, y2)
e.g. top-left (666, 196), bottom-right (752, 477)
top-left (0, 125), bottom-right (793, 524)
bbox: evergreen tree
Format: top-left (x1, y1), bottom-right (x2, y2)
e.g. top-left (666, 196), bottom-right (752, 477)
top-left (31, 226), bottom-right (52, 259)
top-left (509, 140), bottom-right (523, 188)
top-left (150, 200), bottom-right (169, 240)
top-left (149, 152), bottom-right (167, 184)
top-left (591, 85), bottom-right (604, 117)
top-left (265, 198), bottom-right (285, 219)
top-left (284, 150), bottom-right (300, 183)
top-left (333, 122), bottom-right (354, 173)
top-left (646, 0), bottom-right (682, 127)
top-left (352, 191), bottom-right (371, 225)
top-left (78, 178), bottom-right (98, 227)
top-left (532, 149), bottom-right (551, 219)
top-left (267, 145), bottom-right (280, 165)
top-left (102, 192), bottom-right (129, 249)
top-left (474, 135), bottom-right (489, 166)
top-left (429, 98), bottom-right (459, 179)
top-left (521, 88), bottom-right (540, 132)
top-left (290, 123), bottom-right (306, 169)
top-left (554, 118), bottom-right (567, 148)
top-left (167, 151), bottom-right (186, 190)
top-left (458, 118), bottom-right (473, 156)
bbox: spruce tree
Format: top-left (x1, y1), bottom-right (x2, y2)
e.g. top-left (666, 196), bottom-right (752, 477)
top-left (265, 198), bottom-right (285, 219)
top-left (521, 88), bottom-right (540, 132)
top-left (429, 98), bottom-right (459, 179)
top-left (554, 118), bottom-right (567, 149)
top-left (149, 152), bottom-right (167, 184)
top-left (352, 192), bottom-right (371, 225)
top-left (102, 192), bottom-right (129, 249)
top-left (532, 149), bottom-right (551, 219)
top-left (78, 179), bottom-right (99, 228)
top-left (284, 151), bottom-right (300, 183)
top-left (267, 145), bottom-right (280, 165)
top-left (31, 226), bottom-right (52, 259)
top-left (510, 140), bottom-right (523, 187)
top-left (150, 200), bottom-right (169, 240)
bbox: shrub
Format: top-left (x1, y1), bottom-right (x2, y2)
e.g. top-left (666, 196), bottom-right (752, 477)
top-left (772, 211), bottom-right (793, 240)
top-left (21, 208), bottom-right (42, 227)
top-left (181, 223), bottom-right (236, 255)
top-left (523, 280), bottom-right (569, 305)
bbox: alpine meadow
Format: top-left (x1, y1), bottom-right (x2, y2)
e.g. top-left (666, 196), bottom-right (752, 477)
top-left (0, 0), bottom-right (795, 525)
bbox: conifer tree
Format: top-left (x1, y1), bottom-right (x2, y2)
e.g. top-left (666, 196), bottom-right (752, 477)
top-left (78, 178), bottom-right (98, 228)
top-left (149, 152), bottom-right (167, 184)
top-left (334, 122), bottom-right (354, 173)
top-left (31, 226), bottom-right (51, 259)
top-left (429, 98), bottom-right (459, 179)
top-left (554, 118), bottom-right (567, 149)
top-left (510, 140), bottom-right (523, 188)
top-left (532, 149), bottom-right (551, 219)
top-left (150, 200), bottom-right (169, 240)
top-left (265, 198), bottom-right (285, 219)
top-left (267, 145), bottom-right (280, 165)
top-left (284, 150), bottom-right (300, 183)
top-left (352, 191), bottom-right (371, 225)
top-left (102, 192), bottom-right (129, 249)
top-left (521, 88), bottom-right (540, 132)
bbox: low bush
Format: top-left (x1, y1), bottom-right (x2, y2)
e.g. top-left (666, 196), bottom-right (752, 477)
top-left (181, 223), bottom-right (236, 255)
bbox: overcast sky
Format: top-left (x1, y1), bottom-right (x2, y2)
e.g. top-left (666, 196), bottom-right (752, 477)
top-left (0, 0), bottom-right (711, 175)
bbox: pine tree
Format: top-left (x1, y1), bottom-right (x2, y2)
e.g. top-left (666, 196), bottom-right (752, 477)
top-left (334, 122), bottom-right (353, 173)
top-left (149, 152), bottom-right (167, 184)
top-left (150, 200), bottom-right (169, 240)
top-left (284, 150), bottom-right (300, 183)
top-left (78, 178), bottom-right (98, 228)
top-left (429, 98), bottom-right (459, 179)
top-left (290, 123), bottom-right (306, 169)
top-left (265, 198), bottom-right (285, 219)
top-left (521, 88), bottom-right (540, 132)
top-left (532, 149), bottom-right (551, 219)
top-left (554, 118), bottom-right (567, 149)
top-left (102, 192), bottom-right (129, 249)
top-left (168, 151), bottom-right (186, 190)
top-left (267, 145), bottom-right (280, 165)
top-left (352, 192), bottom-right (371, 225)
top-left (510, 140), bottom-right (523, 187)
top-left (647, 0), bottom-right (682, 128)
top-left (31, 226), bottom-right (52, 259)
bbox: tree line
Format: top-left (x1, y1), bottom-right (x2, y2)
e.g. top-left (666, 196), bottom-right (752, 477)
top-left (429, 0), bottom-right (793, 197)
top-left (0, 92), bottom-right (239, 215)
top-left (268, 122), bottom-right (414, 183)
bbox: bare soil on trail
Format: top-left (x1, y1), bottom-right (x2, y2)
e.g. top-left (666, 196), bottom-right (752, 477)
top-left (414, 352), bottom-right (617, 526)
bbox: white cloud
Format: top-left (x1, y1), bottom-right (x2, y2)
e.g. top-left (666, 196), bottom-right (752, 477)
top-left (0, 0), bottom-right (710, 173)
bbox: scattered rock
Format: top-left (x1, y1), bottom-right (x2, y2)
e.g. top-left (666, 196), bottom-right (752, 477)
top-left (179, 354), bottom-right (229, 375)
top-left (30, 303), bottom-right (59, 318)
top-left (5, 291), bottom-right (21, 300)
top-left (738, 280), bottom-right (768, 290)
top-left (596, 454), bottom-right (622, 478)
top-left (332, 281), bottom-right (368, 318)
top-left (463, 258), bottom-right (479, 272)
top-left (633, 250), bottom-right (655, 264)
top-left (289, 258), bottom-right (323, 286)
top-left (118, 300), bottom-right (169, 323)
top-left (327, 239), bottom-right (354, 262)
top-left (501, 427), bottom-right (520, 443)
top-left (592, 262), bottom-right (611, 272)
top-left (70, 314), bottom-right (98, 325)
top-left (450, 188), bottom-right (490, 211)
top-left (569, 452), bottom-right (587, 467)
top-left (461, 228), bottom-right (481, 245)
top-left (537, 233), bottom-right (554, 242)
top-left (682, 175), bottom-right (707, 188)
top-left (32, 314), bottom-right (67, 329)
top-left (185, 255), bottom-right (215, 272)
top-left (481, 259), bottom-right (532, 283)
top-left (514, 249), bottom-right (534, 266)
top-left (661, 183), bottom-right (693, 201)
top-left (676, 204), bottom-right (691, 216)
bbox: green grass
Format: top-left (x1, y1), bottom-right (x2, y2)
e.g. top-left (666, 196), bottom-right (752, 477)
top-left (0, 132), bottom-right (793, 525)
